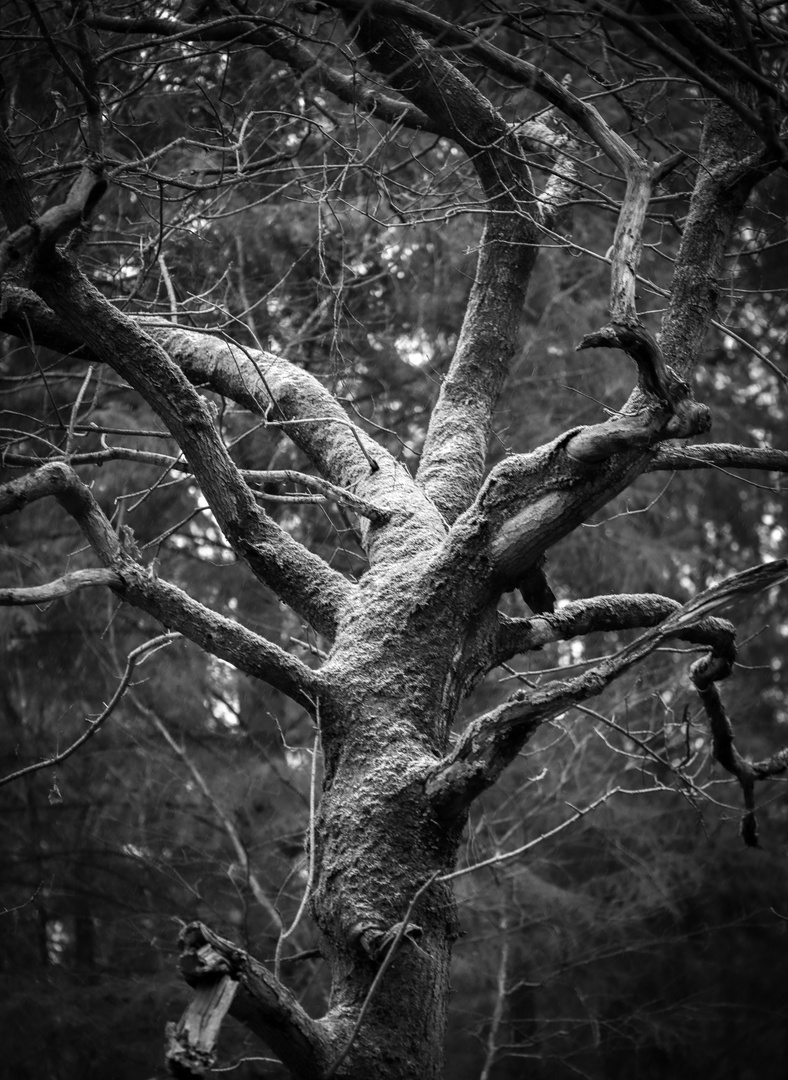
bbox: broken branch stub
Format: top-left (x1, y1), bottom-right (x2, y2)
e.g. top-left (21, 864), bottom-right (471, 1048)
top-left (570, 322), bottom-right (711, 463)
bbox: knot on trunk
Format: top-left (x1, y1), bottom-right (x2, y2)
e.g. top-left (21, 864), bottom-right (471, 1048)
top-left (351, 919), bottom-right (424, 961)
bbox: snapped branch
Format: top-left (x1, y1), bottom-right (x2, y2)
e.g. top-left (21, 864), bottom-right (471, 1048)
top-left (170, 922), bottom-right (333, 1080)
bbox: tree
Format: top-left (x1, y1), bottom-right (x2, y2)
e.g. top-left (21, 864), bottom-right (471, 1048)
top-left (2, 2), bottom-right (788, 1077)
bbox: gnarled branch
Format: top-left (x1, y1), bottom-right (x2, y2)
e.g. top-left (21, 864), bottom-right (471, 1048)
top-left (0, 287), bottom-right (445, 562)
top-left (426, 561), bottom-right (788, 821)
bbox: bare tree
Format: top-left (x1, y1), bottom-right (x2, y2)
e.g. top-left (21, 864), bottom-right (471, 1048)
top-left (2, 2), bottom-right (788, 1077)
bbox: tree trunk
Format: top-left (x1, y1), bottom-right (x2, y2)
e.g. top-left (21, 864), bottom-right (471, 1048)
top-left (310, 568), bottom-right (471, 1078)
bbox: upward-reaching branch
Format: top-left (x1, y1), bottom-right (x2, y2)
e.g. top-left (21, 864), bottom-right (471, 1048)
top-left (352, 14), bottom-right (541, 523)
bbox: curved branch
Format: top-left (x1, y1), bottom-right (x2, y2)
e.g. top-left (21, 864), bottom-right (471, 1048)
top-left (350, 14), bottom-right (541, 521)
top-left (435, 411), bottom-right (706, 607)
top-left (0, 160), bottom-right (107, 280)
top-left (0, 287), bottom-right (385, 492)
top-left (0, 567), bottom-right (120, 605)
top-left (1, 288), bottom-right (447, 577)
top-left (86, 10), bottom-right (440, 133)
top-left (0, 633), bottom-right (179, 791)
top-left (495, 592), bottom-right (736, 669)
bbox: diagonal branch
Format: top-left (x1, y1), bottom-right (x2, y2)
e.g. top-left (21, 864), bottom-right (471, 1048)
top-left (426, 560), bottom-right (788, 821)
top-left (28, 253), bottom-right (352, 638)
top-left (586, 0), bottom-right (781, 148)
top-left (0, 633), bottom-right (179, 791)
top-left (137, 698), bottom-right (283, 928)
top-left (0, 161), bottom-right (107, 280)
top-left (0, 463), bottom-right (321, 708)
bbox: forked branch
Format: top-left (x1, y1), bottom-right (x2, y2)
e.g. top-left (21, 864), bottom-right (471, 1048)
top-left (0, 287), bottom-right (443, 552)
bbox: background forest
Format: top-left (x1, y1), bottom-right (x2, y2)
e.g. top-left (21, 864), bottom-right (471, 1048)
top-left (2, 1), bottom-right (788, 1078)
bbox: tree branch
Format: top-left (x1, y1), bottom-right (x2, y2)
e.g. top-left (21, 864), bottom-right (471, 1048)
top-left (590, 0), bottom-right (782, 149)
top-left (28, 254), bottom-right (352, 638)
top-left (0, 633), bottom-right (179, 791)
top-left (138, 699), bottom-right (283, 929)
top-left (324, 0), bottom-right (644, 174)
top-left (170, 922), bottom-right (333, 1080)
top-left (0, 286), bottom-right (447, 566)
top-left (0, 160), bottom-right (107, 280)
top-left (0, 463), bottom-right (322, 708)
top-left (647, 443), bottom-right (788, 474)
top-left (435, 410), bottom-right (706, 609)
top-left (495, 592), bottom-right (737, 669)
top-left (85, 10), bottom-right (441, 134)
top-left (349, 13), bottom-right (541, 522)
top-left (426, 561), bottom-right (788, 821)
top-left (0, 125), bottom-right (35, 231)
top-left (0, 568), bottom-right (120, 606)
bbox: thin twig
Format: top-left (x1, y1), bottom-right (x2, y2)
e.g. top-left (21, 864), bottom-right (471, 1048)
top-left (439, 790), bottom-right (624, 882)
top-left (65, 363), bottom-right (94, 459)
top-left (0, 632), bottom-right (180, 789)
top-left (275, 710), bottom-right (321, 980)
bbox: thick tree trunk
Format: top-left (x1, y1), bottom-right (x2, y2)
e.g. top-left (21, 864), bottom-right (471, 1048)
top-left (310, 567), bottom-right (469, 1078)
